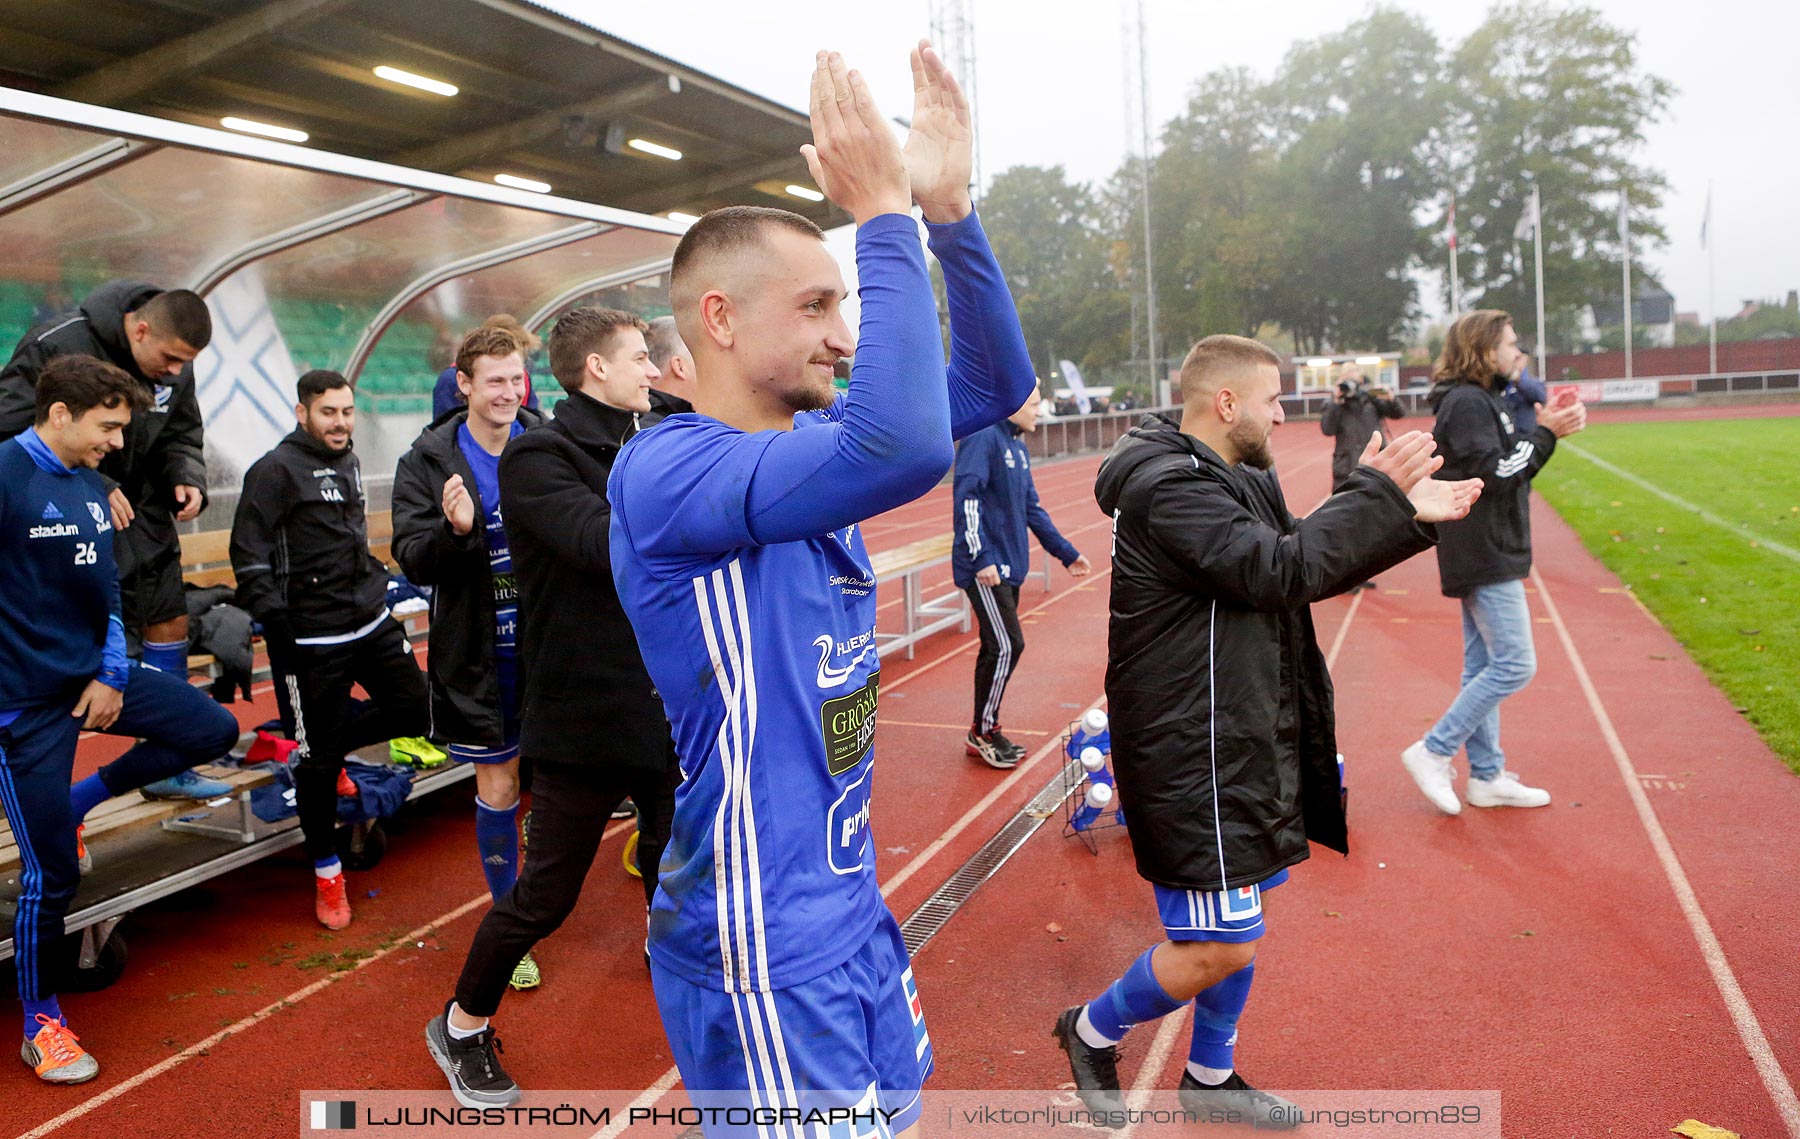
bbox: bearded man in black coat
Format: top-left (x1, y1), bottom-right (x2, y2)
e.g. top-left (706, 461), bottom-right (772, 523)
top-left (1053, 334), bottom-right (1482, 1127)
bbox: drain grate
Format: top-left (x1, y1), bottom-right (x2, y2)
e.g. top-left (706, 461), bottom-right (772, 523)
top-left (898, 755), bottom-right (1087, 956)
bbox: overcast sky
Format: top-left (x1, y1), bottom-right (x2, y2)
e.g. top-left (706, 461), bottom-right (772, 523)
top-left (549, 0), bottom-right (1795, 329)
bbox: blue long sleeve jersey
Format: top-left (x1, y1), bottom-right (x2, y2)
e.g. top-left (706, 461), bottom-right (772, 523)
top-left (950, 421), bottom-right (1080, 589)
top-left (0, 429), bottom-right (130, 718)
top-left (609, 210), bottom-right (1034, 993)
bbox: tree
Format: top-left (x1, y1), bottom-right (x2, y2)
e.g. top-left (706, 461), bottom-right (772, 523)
top-left (1440, 2), bottom-right (1674, 351)
top-left (977, 165), bottom-right (1130, 376)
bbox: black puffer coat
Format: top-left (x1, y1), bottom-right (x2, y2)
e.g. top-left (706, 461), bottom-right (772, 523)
top-left (1094, 414), bottom-right (1435, 889)
top-left (390, 406), bottom-right (546, 746)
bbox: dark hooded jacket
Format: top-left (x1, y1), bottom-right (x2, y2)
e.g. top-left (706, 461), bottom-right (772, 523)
top-left (1426, 378), bottom-right (1558, 598)
top-left (498, 388), bottom-right (689, 770)
top-left (230, 429), bottom-right (389, 641)
top-left (0, 281), bottom-right (208, 524)
top-left (390, 405), bottom-right (546, 746)
top-left (1094, 414), bottom-right (1436, 889)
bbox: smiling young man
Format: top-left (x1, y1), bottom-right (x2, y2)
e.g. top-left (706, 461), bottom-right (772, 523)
top-left (0, 282), bottom-right (228, 802)
top-left (422, 307), bottom-right (687, 1108)
top-left (607, 44), bottom-right (1033, 1136)
top-left (230, 370), bottom-right (428, 930)
top-left (1061, 334), bottom-right (1482, 1127)
top-left (393, 326), bottom-right (545, 988)
top-left (0, 356), bottom-right (239, 1085)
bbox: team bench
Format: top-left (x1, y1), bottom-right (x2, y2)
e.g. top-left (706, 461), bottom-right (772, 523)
top-left (868, 535), bottom-right (1051, 661)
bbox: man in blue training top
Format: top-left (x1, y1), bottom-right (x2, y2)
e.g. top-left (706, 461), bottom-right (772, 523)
top-left (0, 356), bottom-right (240, 1086)
top-left (953, 385), bottom-right (1090, 767)
top-left (608, 44), bottom-right (1033, 1137)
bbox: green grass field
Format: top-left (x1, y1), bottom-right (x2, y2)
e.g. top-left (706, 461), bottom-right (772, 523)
top-left (1534, 416), bottom-right (1800, 773)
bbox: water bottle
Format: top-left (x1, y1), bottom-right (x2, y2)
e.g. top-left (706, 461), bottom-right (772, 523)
top-left (1079, 746), bottom-right (1113, 789)
top-left (1066, 708), bottom-right (1112, 760)
top-left (1336, 752), bottom-right (1347, 812)
top-left (1071, 780), bottom-right (1113, 831)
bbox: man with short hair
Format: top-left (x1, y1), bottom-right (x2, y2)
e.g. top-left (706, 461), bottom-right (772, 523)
top-left (431, 315), bottom-right (541, 420)
top-left (608, 45), bottom-right (1032, 1134)
top-left (644, 315), bottom-right (698, 405)
top-left (1059, 334), bottom-right (1480, 1126)
top-left (953, 386), bottom-right (1090, 767)
top-left (0, 281), bottom-right (227, 801)
top-left (0, 356), bottom-right (240, 1085)
top-left (230, 370), bottom-right (428, 930)
top-left (1401, 310), bottom-right (1586, 814)
top-left (393, 326), bottom-right (545, 989)
top-left (422, 306), bottom-right (685, 1108)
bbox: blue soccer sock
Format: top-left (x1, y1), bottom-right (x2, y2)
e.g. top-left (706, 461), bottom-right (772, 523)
top-left (1188, 958), bottom-right (1256, 1080)
top-left (69, 774), bottom-right (110, 824)
top-left (141, 639), bottom-right (187, 674)
top-left (23, 997), bottom-right (63, 1040)
top-left (1080, 947), bottom-right (1185, 1046)
top-left (314, 856), bottom-right (342, 879)
top-left (475, 797), bottom-right (520, 902)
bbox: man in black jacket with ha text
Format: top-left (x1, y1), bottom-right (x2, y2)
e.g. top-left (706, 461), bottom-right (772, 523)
top-left (423, 307), bottom-right (685, 1109)
top-left (230, 370), bottom-right (428, 931)
top-left (1054, 334), bottom-right (1482, 1128)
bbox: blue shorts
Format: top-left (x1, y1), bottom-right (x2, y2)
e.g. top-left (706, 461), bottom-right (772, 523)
top-left (1154, 867), bottom-right (1290, 943)
top-left (448, 656), bottom-right (521, 765)
top-left (651, 909), bottom-right (933, 1138)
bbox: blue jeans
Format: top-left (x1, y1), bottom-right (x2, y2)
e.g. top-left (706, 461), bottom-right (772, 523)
top-left (1424, 579), bottom-right (1537, 780)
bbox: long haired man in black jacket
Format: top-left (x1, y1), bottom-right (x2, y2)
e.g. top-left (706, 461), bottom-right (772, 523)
top-left (422, 308), bottom-right (685, 1109)
top-left (1055, 335), bottom-right (1482, 1126)
top-left (393, 326), bottom-right (545, 989)
top-left (1399, 311), bottom-right (1586, 815)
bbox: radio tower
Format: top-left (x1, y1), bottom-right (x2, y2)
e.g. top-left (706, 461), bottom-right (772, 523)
top-left (929, 0), bottom-right (981, 200)
top-left (1123, 0), bottom-right (1160, 392)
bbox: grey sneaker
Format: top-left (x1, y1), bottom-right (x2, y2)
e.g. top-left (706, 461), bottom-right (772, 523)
top-left (425, 1002), bottom-right (522, 1108)
top-left (140, 768), bottom-right (232, 801)
top-left (22, 1015), bottom-right (99, 1084)
top-left (966, 730), bottom-right (1022, 770)
top-left (1400, 741), bottom-right (1461, 815)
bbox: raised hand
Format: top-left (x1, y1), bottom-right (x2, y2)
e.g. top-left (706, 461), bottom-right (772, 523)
top-left (1407, 476), bottom-right (1484, 523)
top-left (1358, 430), bottom-right (1443, 496)
top-left (800, 50), bottom-right (910, 226)
top-left (902, 40), bottom-right (973, 223)
top-left (442, 474), bottom-right (475, 536)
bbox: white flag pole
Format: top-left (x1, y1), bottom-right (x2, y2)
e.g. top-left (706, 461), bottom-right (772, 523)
top-left (1620, 189), bottom-right (1633, 381)
top-left (1704, 182), bottom-right (1717, 376)
top-left (1532, 185), bottom-right (1547, 382)
top-left (1448, 191), bottom-right (1462, 320)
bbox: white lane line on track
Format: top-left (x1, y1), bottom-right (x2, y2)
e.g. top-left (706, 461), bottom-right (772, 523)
top-left (1561, 440), bottom-right (1800, 564)
top-left (1532, 566), bottom-right (1800, 1139)
top-left (19, 818), bottom-right (633, 1139)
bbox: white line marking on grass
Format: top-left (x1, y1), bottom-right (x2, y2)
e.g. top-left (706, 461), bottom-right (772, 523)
top-left (20, 818), bottom-right (633, 1139)
top-left (1562, 441), bottom-right (1800, 563)
top-left (1533, 566), bottom-right (1800, 1139)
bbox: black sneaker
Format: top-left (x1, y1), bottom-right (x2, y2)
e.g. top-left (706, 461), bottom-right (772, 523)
top-left (611, 798), bottom-right (638, 820)
top-left (425, 1001), bottom-right (522, 1108)
top-left (966, 729), bottom-right (1022, 770)
top-left (1051, 1006), bottom-right (1125, 1127)
top-left (1176, 1070), bottom-right (1301, 1130)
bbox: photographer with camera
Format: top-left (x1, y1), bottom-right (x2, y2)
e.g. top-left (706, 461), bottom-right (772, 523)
top-left (1319, 364), bottom-right (1405, 491)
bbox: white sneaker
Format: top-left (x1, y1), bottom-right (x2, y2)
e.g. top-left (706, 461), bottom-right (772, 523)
top-left (1400, 741), bottom-right (1462, 815)
top-left (1466, 771), bottom-right (1551, 809)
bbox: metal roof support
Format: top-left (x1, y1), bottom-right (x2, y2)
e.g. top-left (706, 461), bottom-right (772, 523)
top-left (54, 0), bottom-right (355, 107)
top-left (190, 189), bottom-right (439, 295)
top-left (616, 153), bottom-right (804, 214)
top-left (523, 257), bottom-right (675, 332)
top-left (342, 221), bottom-right (615, 382)
top-left (0, 137), bottom-right (159, 217)
top-left (391, 73), bottom-right (681, 173)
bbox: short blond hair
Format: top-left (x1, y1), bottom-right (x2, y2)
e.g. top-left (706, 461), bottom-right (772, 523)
top-left (1178, 334), bottom-right (1283, 403)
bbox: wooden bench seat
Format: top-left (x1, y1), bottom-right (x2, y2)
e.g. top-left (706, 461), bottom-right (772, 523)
top-left (0, 764), bottom-right (274, 872)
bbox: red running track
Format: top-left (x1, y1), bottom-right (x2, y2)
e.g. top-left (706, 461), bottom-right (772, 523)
top-left (7, 411), bottom-right (1797, 1138)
